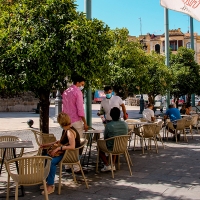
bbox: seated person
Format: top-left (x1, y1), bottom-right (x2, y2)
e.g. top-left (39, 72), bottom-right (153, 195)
top-left (40, 112), bottom-right (80, 195)
top-left (164, 104), bottom-right (181, 139)
top-left (185, 103), bottom-right (192, 115)
top-left (99, 107), bottom-right (128, 172)
top-left (142, 103), bottom-right (155, 122)
top-left (180, 103), bottom-right (186, 114)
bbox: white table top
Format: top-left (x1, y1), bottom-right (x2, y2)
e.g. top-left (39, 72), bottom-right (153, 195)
top-left (84, 129), bottom-right (104, 134)
top-left (0, 141), bottom-right (34, 148)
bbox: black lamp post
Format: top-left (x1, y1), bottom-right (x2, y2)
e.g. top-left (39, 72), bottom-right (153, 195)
top-left (139, 94), bottom-right (145, 114)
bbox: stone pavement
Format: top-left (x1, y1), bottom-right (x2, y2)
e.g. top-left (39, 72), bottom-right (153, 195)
top-left (1, 105), bottom-right (200, 199)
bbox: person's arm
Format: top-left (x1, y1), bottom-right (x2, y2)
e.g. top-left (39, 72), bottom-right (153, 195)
top-left (40, 141), bottom-right (57, 148)
top-left (50, 130), bottom-right (75, 157)
top-left (121, 103), bottom-right (128, 120)
top-left (81, 116), bottom-right (88, 131)
top-left (151, 110), bottom-right (155, 122)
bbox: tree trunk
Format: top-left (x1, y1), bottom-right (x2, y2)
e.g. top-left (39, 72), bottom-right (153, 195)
top-left (39, 90), bottom-right (50, 133)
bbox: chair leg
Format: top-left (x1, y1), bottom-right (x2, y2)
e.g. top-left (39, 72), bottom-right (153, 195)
top-left (96, 148), bottom-right (99, 173)
top-left (142, 137), bottom-right (144, 154)
top-left (175, 130), bottom-right (178, 143)
top-left (117, 155), bottom-right (120, 170)
top-left (126, 150), bottom-right (133, 166)
top-left (43, 180), bottom-right (49, 200)
top-left (15, 182), bottom-right (19, 200)
top-left (153, 137), bottom-right (158, 153)
top-left (133, 134), bottom-right (136, 151)
top-left (158, 134), bottom-right (165, 149)
top-left (58, 163), bottom-right (62, 195)
top-left (110, 153), bottom-right (114, 178)
top-left (78, 163), bottom-right (89, 189)
top-left (184, 129), bottom-right (188, 143)
top-left (124, 151), bottom-right (132, 176)
top-left (6, 174), bottom-right (10, 200)
top-left (71, 165), bottom-right (77, 183)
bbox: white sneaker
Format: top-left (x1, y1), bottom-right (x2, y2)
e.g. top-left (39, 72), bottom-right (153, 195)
top-left (101, 165), bottom-right (111, 172)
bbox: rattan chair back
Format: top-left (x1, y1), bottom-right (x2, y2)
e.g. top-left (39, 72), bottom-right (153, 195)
top-left (142, 124), bottom-right (157, 138)
top-left (5, 156), bottom-right (52, 200)
top-left (0, 136), bottom-right (24, 161)
top-left (58, 139), bottom-right (88, 194)
top-left (31, 130), bottom-right (56, 155)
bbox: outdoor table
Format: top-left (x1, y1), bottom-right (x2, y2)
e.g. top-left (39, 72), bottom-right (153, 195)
top-left (0, 141), bottom-right (34, 198)
top-left (82, 129), bottom-right (104, 166)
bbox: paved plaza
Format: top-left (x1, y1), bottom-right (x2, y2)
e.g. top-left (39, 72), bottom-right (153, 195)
top-left (0, 105), bottom-right (200, 199)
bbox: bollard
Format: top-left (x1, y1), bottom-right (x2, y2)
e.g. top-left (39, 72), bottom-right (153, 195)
top-left (53, 89), bottom-right (62, 123)
top-left (139, 94), bottom-right (145, 114)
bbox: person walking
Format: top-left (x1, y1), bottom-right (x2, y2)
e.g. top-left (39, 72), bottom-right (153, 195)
top-left (98, 86), bottom-right (128, 124)
top-left (62, 75), bottom-right (88, 138)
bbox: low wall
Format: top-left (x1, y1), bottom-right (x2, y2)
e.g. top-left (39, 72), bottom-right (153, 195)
top-left (0, 92), bottom-right (39, 112)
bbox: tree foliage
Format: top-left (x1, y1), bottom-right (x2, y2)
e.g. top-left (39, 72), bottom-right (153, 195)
top-left (0, 0), bottom-right (113, 132)
top-left (170, 47), bottom-right (200, 104)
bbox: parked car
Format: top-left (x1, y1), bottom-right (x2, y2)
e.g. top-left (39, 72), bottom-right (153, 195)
top-left (171, 97), bottom-right (184, 106)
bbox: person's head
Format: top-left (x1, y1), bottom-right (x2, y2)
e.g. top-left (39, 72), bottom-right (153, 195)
top-left (110, 107), bottom-right (120, 121)
top-left (104, 86), bottom-right (112, 99)
top-left (147, 103), bottom-right (154, 110)
top-left (181, 103), bottom-right (186, 109)
top-left (57, 112), bottom-right (71, 130)
top-left (72, 75), bottom-right (86, 90)
top-left (186, 103), bottom-right (191, 108)
top-left (169, 104), bottom-right (175, 109)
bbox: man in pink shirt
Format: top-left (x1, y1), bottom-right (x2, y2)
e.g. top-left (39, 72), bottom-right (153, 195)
top-left (62, 76), bottom-right (88, 138)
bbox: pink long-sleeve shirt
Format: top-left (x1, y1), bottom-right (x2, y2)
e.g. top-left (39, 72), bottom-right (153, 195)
top-left (62, 85), bottom-right (85, 124)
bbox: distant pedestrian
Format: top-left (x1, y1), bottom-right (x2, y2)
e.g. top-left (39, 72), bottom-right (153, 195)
top-left (97, 86), bottom-right (128, 124)
top-left (62, 75), bottom-right (88, 138)
top-left (142, 103), bottom-right (155, 122)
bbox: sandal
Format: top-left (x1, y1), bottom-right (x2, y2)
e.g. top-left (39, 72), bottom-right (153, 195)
top-left (41, 185), bottom-right (55, 195)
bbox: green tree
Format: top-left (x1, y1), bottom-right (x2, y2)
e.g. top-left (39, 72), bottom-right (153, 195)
top-left (103, 29), bottom-right (172, 103)
top-left (0, 0), bottom-right (113, 132)
top-left (170, 47), bottom-right (200, 106)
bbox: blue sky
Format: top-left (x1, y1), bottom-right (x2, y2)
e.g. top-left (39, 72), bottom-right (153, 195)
top-left (75, 0), bottom-right (200, 36)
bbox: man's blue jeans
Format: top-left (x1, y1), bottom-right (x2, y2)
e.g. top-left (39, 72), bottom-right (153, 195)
top-left (47, 155), bottom-right (63, 185)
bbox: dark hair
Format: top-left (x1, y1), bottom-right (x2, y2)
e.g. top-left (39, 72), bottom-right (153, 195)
top-left (147, 103), bottom-right (154, 108)
top-left (168, 104), bottom-right (174, 109)
top-left (110, 107), bottom-right (120, 121)
top-left (186, 103), bottom-right (191, 108)
top-left (104, 86), bottom-right (112, 92)
top-left (72, 76), bottom-right (85, 84)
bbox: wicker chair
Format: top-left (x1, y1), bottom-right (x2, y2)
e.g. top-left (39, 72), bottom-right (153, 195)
top-left (140, 118), bottom-right (148, 122)
top-left (155, 121), bottom-right (165, 149)
top-left (5, 156), bottom-right (52, 200)
top-left (0, 136), bottom-right (24, 172)
top-left (141, 124), bottom-right (158, 154)
top-left (190, 114), bottom-right (199, 135)
top-left (166, 118), bottom-right (187, 143)
top-left (96, 135), bottom-right (132, 179)
top-left (31, 130), bottom-right (56, 155)
top-left (58, 140), bottom-right (89, 195)
top-left (133, 126), bottom-right (144, 151)
top-left (125, 119), bottom-right (137, 148)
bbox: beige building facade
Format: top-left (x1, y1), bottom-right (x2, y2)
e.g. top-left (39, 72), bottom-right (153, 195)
top-left (129, 28), bottom-right (200, 64)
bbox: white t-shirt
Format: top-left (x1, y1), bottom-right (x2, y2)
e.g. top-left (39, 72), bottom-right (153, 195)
top-left (142, 108), bottom-right (154, 122)
top-left (100, 96), bottom-right (123, 120)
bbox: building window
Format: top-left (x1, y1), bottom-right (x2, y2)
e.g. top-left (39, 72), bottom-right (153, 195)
top-left (155, 44), bottom-right (160, 54)
top-left (169, 40), bottom-right (177, 51)
top-left (186, 42), bottom-right (191, 49)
